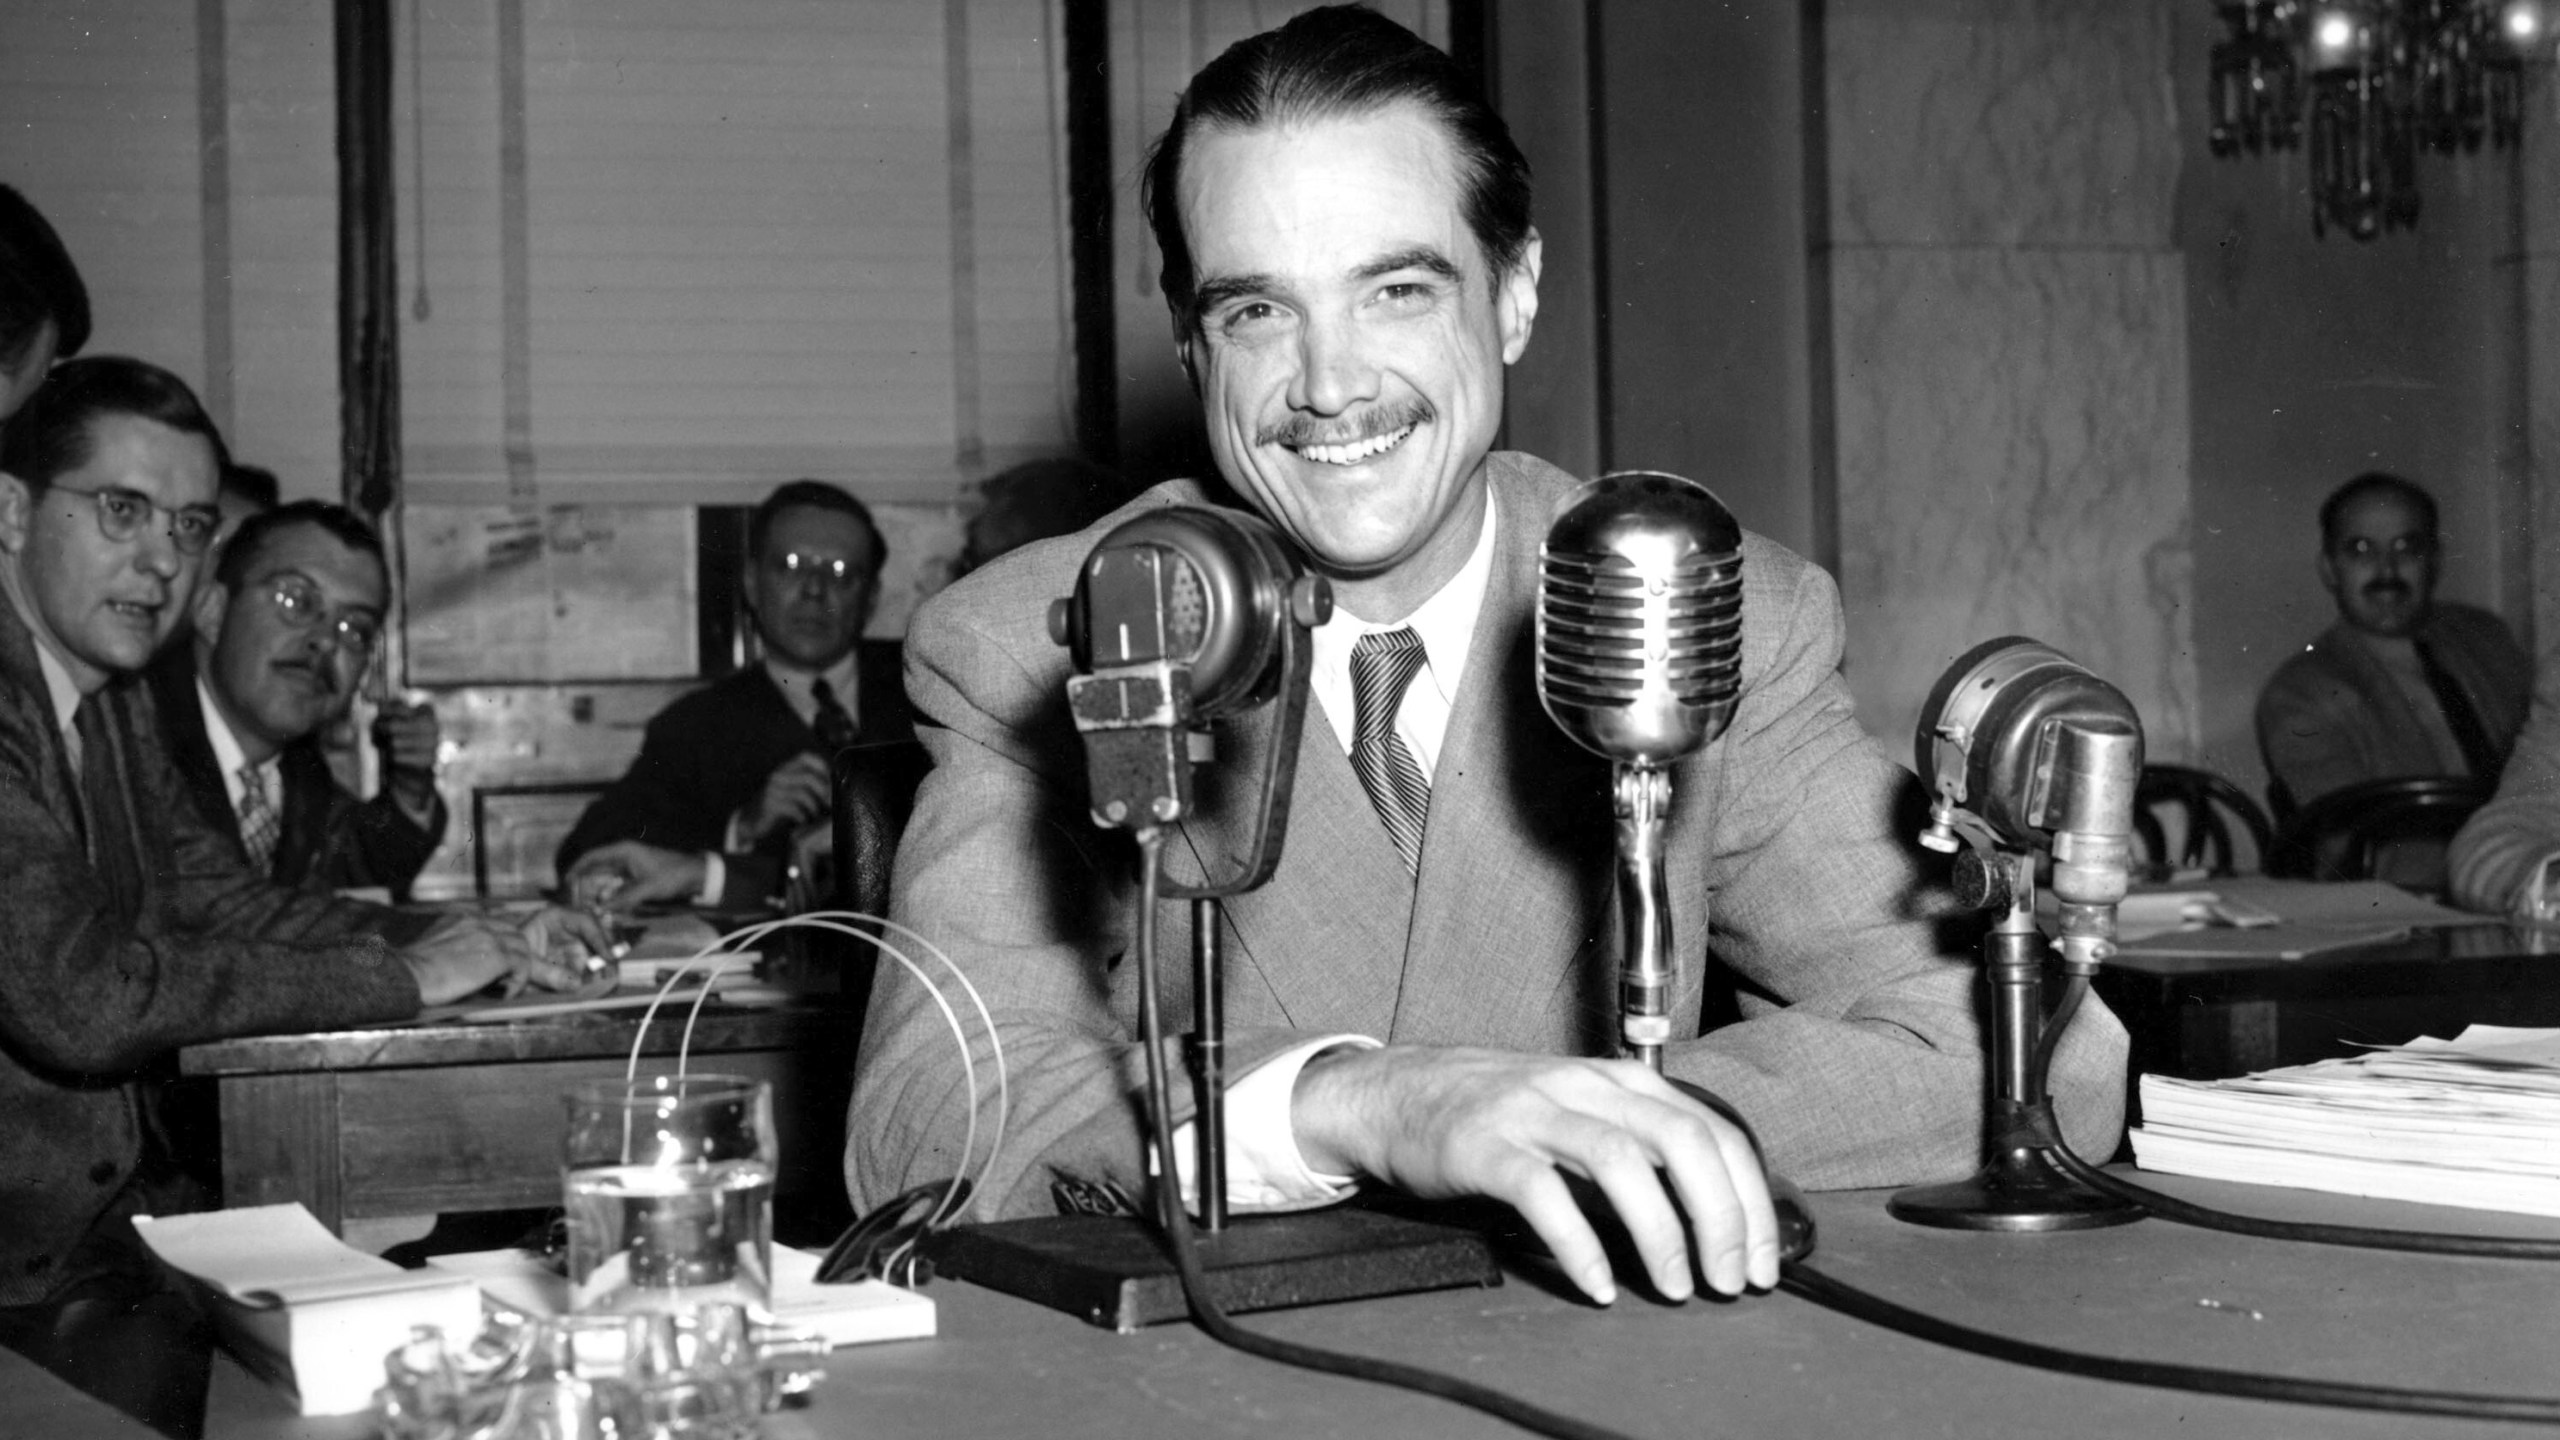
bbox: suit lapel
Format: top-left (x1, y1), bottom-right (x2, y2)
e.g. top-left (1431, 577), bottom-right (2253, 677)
top-left (1174, 665), bottom-right (1415, 1035)
top-left (1395, 465), bottom-right (1617, 1051)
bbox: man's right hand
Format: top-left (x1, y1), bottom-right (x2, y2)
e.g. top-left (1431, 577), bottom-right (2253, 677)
top-left (1290, 1045), bottom-right (1781, 1306)
top-left (563, 841), bottom-right (710, 913)
top-left (398, 912), bottom-right (589, 1006)
top-left (734, 752), bottom-right (832, 846)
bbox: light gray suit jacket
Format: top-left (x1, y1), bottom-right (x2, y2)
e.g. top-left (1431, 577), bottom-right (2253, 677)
top-left (2450, 664), bottom-right (2560, 913)
top-left (848, 452), bottom-right (2128, 1217)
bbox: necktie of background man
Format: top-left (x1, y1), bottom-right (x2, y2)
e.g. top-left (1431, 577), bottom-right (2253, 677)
top-left (75, 697), bottom-right (142, 918)
top-left (2414, 639), bottom-right (2502, 782)
top-left (1349, 628), bottom-right (1432, 876)
top-left (811, 677), bottom-right (859, 755)
top-left (236, 763), bottom-right (281, 873)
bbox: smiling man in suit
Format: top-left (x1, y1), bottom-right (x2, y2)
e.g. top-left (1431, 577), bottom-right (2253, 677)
top-left (148, 499), bottom-right (447, 896)
top-left (848, 6), bottom-right (2126, 1307)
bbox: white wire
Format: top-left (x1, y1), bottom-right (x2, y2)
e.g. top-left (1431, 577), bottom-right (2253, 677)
top-left (617, 910), bottom-right (1009, 1234)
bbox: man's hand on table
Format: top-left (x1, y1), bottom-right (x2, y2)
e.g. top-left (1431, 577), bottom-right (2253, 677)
top-left (564, 841), bottom-right (709, 913)
top-left (1290, 1045), bottom-right (1781, 1305)
top-left (399, 905), bottom-right (613, 1007)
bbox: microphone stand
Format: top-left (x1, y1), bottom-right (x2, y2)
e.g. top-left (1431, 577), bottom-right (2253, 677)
top-left (1611, 764), bottom-right (1675, 1071)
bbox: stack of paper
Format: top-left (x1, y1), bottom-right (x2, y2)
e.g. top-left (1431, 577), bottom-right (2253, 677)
top-left (133, 1205), bottom-right (483, 1415)
top-left (2131, 1025), bottom-right (2560, 1216)
top-left (426, 1244), bottom-right (937, 1348)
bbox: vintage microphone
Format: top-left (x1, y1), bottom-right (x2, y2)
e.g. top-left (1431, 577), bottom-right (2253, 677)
top-left (928, 503), bottom-right (1500, 1330)
top-left (1535, 471), bottom-right (1744, 1070)
top-left (1892, 636), bottom-right (2146, 1231)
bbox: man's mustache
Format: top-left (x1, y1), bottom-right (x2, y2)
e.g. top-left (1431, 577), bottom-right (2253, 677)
top-left (2363, 578), bottom-right (2412, 599)
top-left (1257, 399), bottom-right (1433, 451)
top-left (275, 657), bottom-right (340, 695)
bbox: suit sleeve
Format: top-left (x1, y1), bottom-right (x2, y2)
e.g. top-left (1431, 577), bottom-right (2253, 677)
top-left (2451, 666), bottom-right (2560, 914)
top-left (0, 697), bottom-right (418, 1081)
top-left (2256, 656), bottom-right (2368, 810)
top-left (313, 784), bottom-right (446, 894)
top-left (1661, 556), bottom-right (2128, 1188)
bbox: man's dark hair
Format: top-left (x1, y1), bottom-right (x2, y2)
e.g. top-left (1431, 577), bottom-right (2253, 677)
top-left (222, 462), bottom-right (282, 513)
top-left (0, 355), bottom-right (228, 490)
top-left (2319, 471), bottom-right (2438, 549)
top-left (1138, 4), bottom-right (1532, 331)
top-left (0, 185), bottom-right (92, 369)
top-left (748, 478), bottom-right (884, 569)
top-left (216, 499), bottom-right (386, 592)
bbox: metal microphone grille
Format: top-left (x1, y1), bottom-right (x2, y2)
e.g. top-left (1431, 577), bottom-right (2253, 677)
top-left (1537, 471), bottom-right (1744, 765)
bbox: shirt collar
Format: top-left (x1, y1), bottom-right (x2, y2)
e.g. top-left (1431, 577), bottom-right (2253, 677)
top-left (1308, 487), bottom-right (1499, 742)
top-left (196, 674), bottom-right (266, 805)
top-left (762, 648), bottom-right (864, 727)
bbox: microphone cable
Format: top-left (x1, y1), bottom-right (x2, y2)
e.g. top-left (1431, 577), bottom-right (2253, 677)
top-left (1126, 830), bottom-right (1651, 1440)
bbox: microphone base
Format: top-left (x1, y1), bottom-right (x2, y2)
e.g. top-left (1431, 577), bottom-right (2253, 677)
top-left (925, 1208), bottom-right (1501, 1333)
top-left (1888, 1144), bottom-right (2145, 1232)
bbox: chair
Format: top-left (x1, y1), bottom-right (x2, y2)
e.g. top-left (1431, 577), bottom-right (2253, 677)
top-left (2132, 764), bottom-right (2273, 881)
top-left (2262, 776), bottom-right (2492, 890)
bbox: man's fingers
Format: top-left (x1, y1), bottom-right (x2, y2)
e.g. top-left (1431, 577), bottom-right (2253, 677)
top-left (1498, 1163), bottom-right (1619, 1306)
top-left (1559, 1119), bottom-right (1697, 1302)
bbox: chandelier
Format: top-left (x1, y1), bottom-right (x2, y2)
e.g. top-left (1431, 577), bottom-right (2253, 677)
top-left (2209, 0), bottom-right (2554, 239)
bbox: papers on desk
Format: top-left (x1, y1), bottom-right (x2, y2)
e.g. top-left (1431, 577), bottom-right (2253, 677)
top-left (2131, 1025), bottom-right (2560, 1217)
top-left (425, 1245), bottom-right (937, 1348)
top-left (419, 949), bottom-right (787, 1024)
top-left (132, 1204), bottom-right (482, 1416)
top-left (2113, 877), bottom-right (2493, 959)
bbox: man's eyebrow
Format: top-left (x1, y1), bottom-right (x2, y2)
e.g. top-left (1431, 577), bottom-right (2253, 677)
top-left (1191, 272), bottom-right (1282, 318)
top-left (1354, 247), bottom-right (1463, 284)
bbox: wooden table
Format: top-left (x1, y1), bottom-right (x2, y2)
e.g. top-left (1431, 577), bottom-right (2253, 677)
top-left (2094, 921), bottom-right (2560, 1082)
top-left (174, 1002), bottom-right (858, 1235)
top-left (182, 1174), bottom-right (2560, 1440)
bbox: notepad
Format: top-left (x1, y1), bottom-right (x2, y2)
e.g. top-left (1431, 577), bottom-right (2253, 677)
top-left (133, 1204), bottom-right (482, 1416)
top-left (425, 1244), bottom-right (937, 1348)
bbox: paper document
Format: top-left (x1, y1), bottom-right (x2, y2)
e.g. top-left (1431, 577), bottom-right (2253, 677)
top-left (2131, 1025), bottom-right (2560, 1216)
top-left (134, 1205), bottom-right (481, 1415)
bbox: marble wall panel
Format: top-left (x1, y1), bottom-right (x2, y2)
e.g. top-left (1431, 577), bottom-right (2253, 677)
top-left (1827, 0), bottom-right (2177, 248)
top-left (1833, 247), bottom-right (2198, 764)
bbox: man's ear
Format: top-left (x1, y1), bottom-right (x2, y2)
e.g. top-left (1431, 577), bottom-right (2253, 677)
top-left (1175, 328), bottom-right (1202, 396)
top-left (191, 575), bottom-right (231, 649)
top-left (1497, 228), bottom-right (1543, 367)
top-left (0, 472), bottom-right (32, 557)
top-left (2316, 548), bottom-right (2340, 597)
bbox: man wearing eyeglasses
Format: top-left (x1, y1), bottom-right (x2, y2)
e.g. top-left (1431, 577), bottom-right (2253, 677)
top-left (560, 478), bottom-right (916, 912)
top-left (0, 355), bottom-right (606, 1435)
top-left (146, 500), bottom-right (446, 895)
top-left (2256, 471), bottom-right (2528, 815)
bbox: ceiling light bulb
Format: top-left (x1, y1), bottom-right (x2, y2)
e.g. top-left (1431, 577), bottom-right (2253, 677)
top-left (2311, 9), bottom-right (2359, 62)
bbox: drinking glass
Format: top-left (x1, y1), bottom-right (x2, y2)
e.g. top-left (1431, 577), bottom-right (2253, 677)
top-left (562, 1074), bottom-right (778, 1315)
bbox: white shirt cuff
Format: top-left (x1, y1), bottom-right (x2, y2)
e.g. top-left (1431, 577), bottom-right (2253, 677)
top-left (693, 852), bottom-right (726, 909)
top-left (1168, 1034), bottom-right (1379, 1212)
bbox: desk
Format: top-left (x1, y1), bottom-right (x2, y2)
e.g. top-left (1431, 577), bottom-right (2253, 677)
top-left (2095, 922), bottom-right (2560, 1081)
top-left (185, 1174), bottom-right (2560, 1440)
top-left (174, 1004), bottom-right (856, 1235)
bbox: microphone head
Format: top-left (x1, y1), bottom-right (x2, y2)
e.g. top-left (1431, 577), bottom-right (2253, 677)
top-left (1913, 636), bottom-right (2144, 853)
top-left (1537, 471), bottom-right (1745, 765)
top-left (1050, 504), bottom-right (1330, 720)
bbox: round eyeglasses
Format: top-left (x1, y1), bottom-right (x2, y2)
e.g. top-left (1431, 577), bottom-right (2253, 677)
top-left (52, 484), bottom-right (222, 557)
top-left (263, 575), bottom-right (383, 655)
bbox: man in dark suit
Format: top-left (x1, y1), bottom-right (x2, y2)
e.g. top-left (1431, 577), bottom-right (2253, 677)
top-left (559, 478), bottom-right (916, 912)
top-left (2257, 472), bottom-right (2528, 814)
top-left (148, 500), bottom-right (446, 897)
top-left (0, 357), bottom-right (599, 1436)
top-left (849, 7), bottom-right (2123, 1310)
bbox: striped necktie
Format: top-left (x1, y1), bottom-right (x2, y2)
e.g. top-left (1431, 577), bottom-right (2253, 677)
top-left (1349, 629), bottom-right (1432, 876)
top-left (811, 677), bottom-right (859, 755)
top-left (237, 762), bottom-right (281, 873)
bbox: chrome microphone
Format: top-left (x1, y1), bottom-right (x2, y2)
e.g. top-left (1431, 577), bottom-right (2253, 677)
top-left (1536, 471), bottom-right (1744, 1070)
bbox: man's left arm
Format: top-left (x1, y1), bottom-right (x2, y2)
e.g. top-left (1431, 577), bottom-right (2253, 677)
top-left (1660, 551), bottom-right (2127, 1189)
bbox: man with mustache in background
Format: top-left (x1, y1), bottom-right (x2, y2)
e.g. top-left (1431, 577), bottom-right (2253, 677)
top-left (150, 499), bottom-right (447, 896)
top-left (2257, 472), bottom-right (2528, 815)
